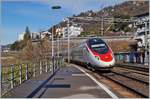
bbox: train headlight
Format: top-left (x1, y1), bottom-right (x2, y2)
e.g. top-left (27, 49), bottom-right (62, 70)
top-left (95, 56), bottom-right (99, 60)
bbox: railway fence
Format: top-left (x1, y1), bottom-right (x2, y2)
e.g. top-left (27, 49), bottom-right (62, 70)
top-left (114, 52), bottom-right (149, 64)
top-left (1, 57), bottom-right (63, 96)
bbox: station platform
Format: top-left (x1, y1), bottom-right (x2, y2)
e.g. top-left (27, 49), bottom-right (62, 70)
top-left (3, 64), bottom-right (118, 98)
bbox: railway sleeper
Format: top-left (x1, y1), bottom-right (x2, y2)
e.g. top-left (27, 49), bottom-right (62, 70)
top-left (102, 74), bottom-right (149, 98)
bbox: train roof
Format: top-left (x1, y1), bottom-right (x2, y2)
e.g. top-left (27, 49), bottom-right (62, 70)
top-left (87, 38), bottom-right (105, 44)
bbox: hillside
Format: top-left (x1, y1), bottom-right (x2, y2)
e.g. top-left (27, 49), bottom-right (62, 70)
top-left (76, 1), bottom-right (149, 17)
top-left (48, 1), bottom-right (149, 37)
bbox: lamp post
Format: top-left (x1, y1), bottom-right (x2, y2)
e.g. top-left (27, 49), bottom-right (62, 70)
top-left (57, 25), bottom-right (61, 68)
top-left (63, 18), bottom-right (70, 63)
top-left (67, 19), bottom-right (70, 63)
top-left (57, 26), bottom-right (60, 58)
top-left (51, 5), bottom-right (61, 72)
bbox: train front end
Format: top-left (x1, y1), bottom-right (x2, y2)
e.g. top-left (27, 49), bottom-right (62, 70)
top-left (86, 38), bottom-right (115, 69)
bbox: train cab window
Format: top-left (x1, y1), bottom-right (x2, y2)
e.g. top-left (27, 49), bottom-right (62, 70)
top-left (88, 38), bottom-right (109, 54)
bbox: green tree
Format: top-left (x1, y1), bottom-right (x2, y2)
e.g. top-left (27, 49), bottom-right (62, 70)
top-left (24, 26), bottom-right (31, 40)
top-left (10, 41), bottom-right (20, 50)
top-left (10, 26), bottom-right (32, 51)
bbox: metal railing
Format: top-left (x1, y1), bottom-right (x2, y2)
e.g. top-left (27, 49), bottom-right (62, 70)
top-left (114, 52), bottom-right (149, 65)
top-left (1, 57), bottom-right (63, 96)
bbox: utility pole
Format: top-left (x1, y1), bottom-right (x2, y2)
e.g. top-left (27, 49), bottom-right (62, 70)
top-left (101, 17), bottom-right (104, 36)
top-left (149, 21), bottom-right (150, 67)
top-left (148, 0), bottom-right (150, 77)
top-left (67, 19), bottom-right (70, 63)
top-left (57, 26), bottom-right (60, 69)
top-left (52, 26), bottom-right (54, 58)
top-left (101, 10), bottom-right (104, 36)
top-left (57, 26), bottom-right (60, 58)
top-left (144, 21), bottom-right (148, 65)
top-left (51, 26), bottom-right (54, 73)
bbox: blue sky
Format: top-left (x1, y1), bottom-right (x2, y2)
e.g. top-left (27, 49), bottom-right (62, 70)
top-left (1, 0), bottom-right (125, 45)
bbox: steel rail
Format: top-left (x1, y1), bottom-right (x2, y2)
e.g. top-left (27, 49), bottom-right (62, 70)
top-left (100, 72), bottom-right (149, 98)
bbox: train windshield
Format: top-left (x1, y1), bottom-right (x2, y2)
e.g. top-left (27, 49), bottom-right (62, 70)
top-left (88, 38), bottom-right (109, 54)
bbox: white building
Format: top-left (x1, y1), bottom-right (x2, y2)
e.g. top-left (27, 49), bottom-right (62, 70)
top-left (40, 31), bottom-right (52, 39)
top-left (134, 12), bottom-right (149, 47)
top-left (62, 25), bottom-right (83, 38)
top-left (18, 32), bottom-right (25, 41)
top-left (31, 32), bottom-right (40, 40)
top-left (56, 27), bottom-right (63, 37)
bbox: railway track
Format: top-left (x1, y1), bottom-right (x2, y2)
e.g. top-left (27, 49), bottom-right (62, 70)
top-left (75, 63), bottom-right (149, 98)
top-left (116, 63), bottom-right (149, 72)
top-left (112, 67), bottom-right (149, 83)
top-left (114, 66), bottom-right (149, 76)
top-left (98, 66), bottom-right (149, 98)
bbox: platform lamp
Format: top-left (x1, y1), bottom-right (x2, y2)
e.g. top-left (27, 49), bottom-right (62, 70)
top-left (51, 5), bottom-right (61, 73)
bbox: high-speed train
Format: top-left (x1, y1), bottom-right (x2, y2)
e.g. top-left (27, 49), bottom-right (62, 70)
top-left (70, 38), bottom-right (115, 70)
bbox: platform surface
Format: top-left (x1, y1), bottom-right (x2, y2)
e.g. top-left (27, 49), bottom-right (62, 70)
top-left (3, 64), bottom-right (117, 98)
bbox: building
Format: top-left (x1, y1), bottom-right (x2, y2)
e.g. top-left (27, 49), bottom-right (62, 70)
top-left (56, 27), bottom-right (63, 37)
top-left (62, 25), bottom-right (83, 38)
top-left (40, 31), bottom-right (52, 39)
top-left (133, 12), bottom-right (149, 49)
top-left (31, 32), bottom-right (40, 40)
top-left (1, 44), bottom-right (11, 52)
top-left (18, 33), bottom-right (25, 41)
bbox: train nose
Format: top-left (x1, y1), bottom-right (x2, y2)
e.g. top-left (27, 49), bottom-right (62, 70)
top-left (99, 54), bottom-right (113, 62)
